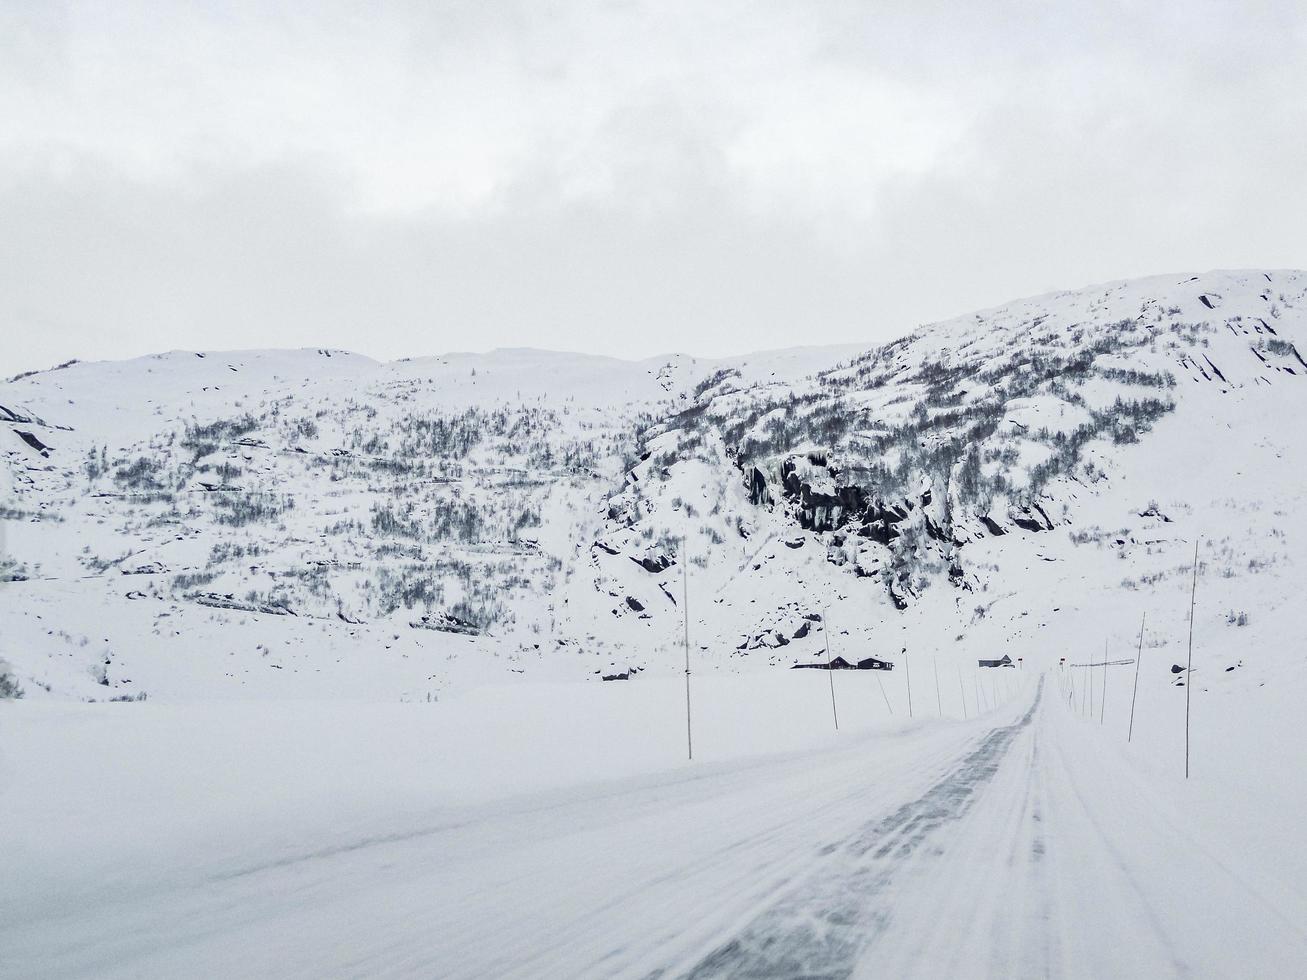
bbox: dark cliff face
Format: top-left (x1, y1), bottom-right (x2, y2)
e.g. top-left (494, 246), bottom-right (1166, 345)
top-left (780, 458), bottom-right (863, 532)
top-left (749, 456), bottom-right (939, 549)
top-left (734, 449), bottom-right (1062, 613)
top-left (776, 456), bottom-right (917, 542)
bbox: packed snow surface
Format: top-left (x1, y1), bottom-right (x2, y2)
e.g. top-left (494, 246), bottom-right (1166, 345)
top-left (5, 671), bottom-right (1307, 977)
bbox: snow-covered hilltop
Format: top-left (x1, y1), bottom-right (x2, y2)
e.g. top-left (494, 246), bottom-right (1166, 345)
top-left (2, 269), bottom-right (1305, 702)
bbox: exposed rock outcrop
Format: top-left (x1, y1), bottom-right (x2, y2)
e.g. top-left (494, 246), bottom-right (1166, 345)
top-left (630, 552), bottom-right (674, 574)
top-left (410, 612), bottom-right (480, 635)
top-left (190, 592), bottom-right (296, 617)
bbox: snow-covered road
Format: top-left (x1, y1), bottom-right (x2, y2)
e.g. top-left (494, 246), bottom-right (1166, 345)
top-left (7, 677), bottom-right (1307, 978)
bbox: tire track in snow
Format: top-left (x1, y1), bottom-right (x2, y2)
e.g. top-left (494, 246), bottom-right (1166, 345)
top-left (675, 679), bottom-right (1045, 979)
top-left (1039, 702), bottom-right (1307, 977)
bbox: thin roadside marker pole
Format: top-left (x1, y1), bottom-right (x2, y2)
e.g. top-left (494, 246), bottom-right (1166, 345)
top-left (877, 673), bottom-right (893, 716)
top-left (905, 652), bottom-right (914, 718)
top-left (958, 666), bottom-right (968, 719)
top-left (1088, 649), bottom-right (1094, 720)
top-left (933, 656), bottom-right (943, 717)
top-left (1185, 539), bottom-right (1200, 779)
top-left (1099, 638), bottom-right (1107, 726)
top-left (1128, 612), bottom-right (1146, 743)
top-left (682, 539), bottom-right (693, 761)
top-left (823, 606), bottom-right (839, 732)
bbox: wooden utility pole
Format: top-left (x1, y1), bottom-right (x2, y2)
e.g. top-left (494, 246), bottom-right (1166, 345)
top-left (1128, 612), bottom-right (1146, 743)
top-left (1185, 540), bottom-right (1200, 778)
top-left (823, 606), bottom-right (839, 732)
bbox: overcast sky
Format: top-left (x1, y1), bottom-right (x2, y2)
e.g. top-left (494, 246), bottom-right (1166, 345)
top-left (2, 1), bottom-right (1305, 375)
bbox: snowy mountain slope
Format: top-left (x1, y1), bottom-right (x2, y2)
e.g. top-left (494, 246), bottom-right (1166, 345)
top-left (553, 267), bottom-right (1306, 722)
top-left (0, 341), bottom-right (865, 698)
top-left (4, 270), bottom-right (1307, 978)
top-left (1, 270), bottom-right (1305, 704)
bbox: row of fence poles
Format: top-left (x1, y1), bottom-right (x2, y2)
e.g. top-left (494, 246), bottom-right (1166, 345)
top-left (677, 535), bottom-right (1079, 766)
top-left (801, 607), bottom-right (1023, 734)
top-left (1055, 539), bottom-right (1201, 778)
top-left (1062, 650), bottom-right (1135, 721)
top-left (818, 610), bottom-right (1022, 726)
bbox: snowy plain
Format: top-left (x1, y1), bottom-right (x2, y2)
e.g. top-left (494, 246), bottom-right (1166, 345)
top-left (5, 667), bottom-right (1307, 977)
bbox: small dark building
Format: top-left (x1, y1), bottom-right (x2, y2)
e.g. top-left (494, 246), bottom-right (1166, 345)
top-left (978, 654), bottom-right (1015, 668)
top-left (856, 657), bottom-right (894, 671)
top-left (792, 656), bottom-right (853, 670)
top-left (792, 656), bottom-right (894, 671)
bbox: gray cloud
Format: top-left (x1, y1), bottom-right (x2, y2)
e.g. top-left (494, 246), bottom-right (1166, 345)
top-left (2, 0), bottom-right (1305, 375)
